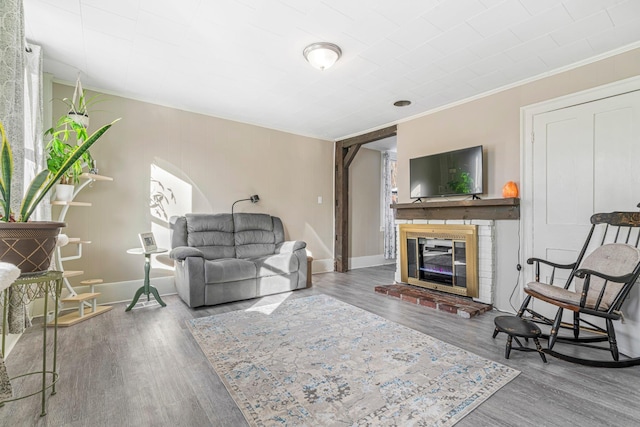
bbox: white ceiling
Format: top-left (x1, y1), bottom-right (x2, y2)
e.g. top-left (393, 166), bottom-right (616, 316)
top-left (24, 0), bottom-right (640, 141)
top-left (365, 136), bottom-right (397, 153)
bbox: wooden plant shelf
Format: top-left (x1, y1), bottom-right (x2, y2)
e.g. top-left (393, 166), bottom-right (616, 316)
top-left (80, 173), bottom-right (113, 181)
top-left (51, 172), bottom-right (113, 327)
top-left (80, 279), bottom-right (103, 286)
top-left (62, 292), bottom-right (101, 303)
top-left (52, 278), bottom-right (111, 327)
top-left (62, 270), bottom-right (84, 278)
top-left (67, 237), bottom-right (91, 243)
top-left (50, 201), bottom-right (92, 207)
top-left (52, 305), bottom-right (113, 327)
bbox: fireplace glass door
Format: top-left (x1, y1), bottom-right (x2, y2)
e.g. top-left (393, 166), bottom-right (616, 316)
top-left (417, 238), bottom-right (467, 288)
top-left (400, 224), bottom-right (478, 297)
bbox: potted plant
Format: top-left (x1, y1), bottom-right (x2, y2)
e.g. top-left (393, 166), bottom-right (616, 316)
top-left (0, 116), bottom-right (117, 272)
top-left (46, 115), bottom-right (96, 201)
top-left (64, 76), bottom-right (101, 128)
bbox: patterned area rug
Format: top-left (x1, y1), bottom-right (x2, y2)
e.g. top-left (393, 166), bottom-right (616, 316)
top-left (187, 295), bottom-right (519, 426)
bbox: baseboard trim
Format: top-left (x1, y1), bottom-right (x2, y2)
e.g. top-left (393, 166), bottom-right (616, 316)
top-left (29, 257), bottom-right (393, 312)
top-left (85, 276), bottom-right (177, 305)
top-left (312, 259), bottom-right (334, 274)
top-left (349, 255), bottom-right (395, 270)
top-left (29, 276), bottom-right (177, 316)
top-left (312, 256), bottom-right (395, 274)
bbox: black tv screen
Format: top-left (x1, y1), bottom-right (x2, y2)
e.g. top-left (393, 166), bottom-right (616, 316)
top-left (410, 145), bottom-right (484, 199)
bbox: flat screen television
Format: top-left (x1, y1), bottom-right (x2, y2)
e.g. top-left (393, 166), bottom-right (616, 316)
top-left (410, 145), bottom-right (484, 199)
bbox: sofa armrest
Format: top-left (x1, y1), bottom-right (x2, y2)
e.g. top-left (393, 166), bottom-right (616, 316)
top-left (275, 241), bottom-right (306, 254)
top-left (170, 246), bottom-right (205, 261)
top-left (174, 256), bottom-right (206, 308)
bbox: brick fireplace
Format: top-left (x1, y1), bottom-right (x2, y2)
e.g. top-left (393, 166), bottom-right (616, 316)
top-left (391, 198), bottom-right (519, 306)
top-left (396, 219), bottom-right (495, 304)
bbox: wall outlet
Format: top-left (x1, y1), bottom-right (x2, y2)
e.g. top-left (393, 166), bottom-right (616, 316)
top-left (317, 196), bottom-right (323, 204)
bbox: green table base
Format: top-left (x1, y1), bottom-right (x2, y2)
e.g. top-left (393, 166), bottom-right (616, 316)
top-left (0, 270), bottom-right (63, 417)
top-left (126, 250), bottom-right (167, 311)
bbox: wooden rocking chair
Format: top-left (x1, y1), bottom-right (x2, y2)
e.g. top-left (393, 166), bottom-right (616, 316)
top-left (517, 210), bottom-right (640, 367)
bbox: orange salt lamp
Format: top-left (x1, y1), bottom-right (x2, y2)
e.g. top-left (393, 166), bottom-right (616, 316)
top-left (502, 181), bottom-right (519, 198)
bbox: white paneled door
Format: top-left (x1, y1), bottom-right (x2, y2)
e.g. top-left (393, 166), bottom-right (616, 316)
top-left (524, 87), bottom-right (640, 355)
top-left (532, 90), bottom-right (640, 266)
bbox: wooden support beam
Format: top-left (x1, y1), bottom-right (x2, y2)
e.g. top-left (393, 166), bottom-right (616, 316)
top-left (334, 141), bottom-right (349, 272)
top-left (344, 144), bottom-right (361, 169)
top-left (334, 125), bottom-right (397, 273)
top-left (340, 125), bottom-right (397, 149)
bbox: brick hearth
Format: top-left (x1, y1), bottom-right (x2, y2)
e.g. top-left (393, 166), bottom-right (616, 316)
top-left (374, 284), bottom-right (492, 318)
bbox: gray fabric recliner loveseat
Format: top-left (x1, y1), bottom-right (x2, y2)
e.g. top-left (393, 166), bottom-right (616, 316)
top-left (169, 213), bottom-right (307, 308)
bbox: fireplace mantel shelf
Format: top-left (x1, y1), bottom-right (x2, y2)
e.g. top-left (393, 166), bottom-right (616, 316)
top-left (392, 198), bottom-right (519, 221)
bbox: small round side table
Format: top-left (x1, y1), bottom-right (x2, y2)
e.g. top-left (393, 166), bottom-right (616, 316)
top-left (125, 248), bottom-right (167, 311)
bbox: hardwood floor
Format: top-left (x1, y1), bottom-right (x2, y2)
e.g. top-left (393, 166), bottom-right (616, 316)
top-left (3, 265), bottom-right (639, 426)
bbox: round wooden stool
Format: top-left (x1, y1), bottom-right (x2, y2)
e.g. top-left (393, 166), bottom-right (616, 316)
top-left (492, 315), bottom-right (547, 363)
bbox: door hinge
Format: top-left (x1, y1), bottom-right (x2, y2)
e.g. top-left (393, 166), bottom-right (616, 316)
top-left (531, 131), bottom-right (535, 144)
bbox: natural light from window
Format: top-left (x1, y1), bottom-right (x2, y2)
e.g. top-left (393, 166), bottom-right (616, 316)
top-left (149, 163), bottom-right (192, 270)
top-left (245, 292), bottom-right (293, 315)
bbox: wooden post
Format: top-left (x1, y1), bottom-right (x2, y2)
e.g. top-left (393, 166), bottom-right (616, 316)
top-left (335, 141), bottom-right (348, 272)
top-left (334, 125), bottom-right (397, 272)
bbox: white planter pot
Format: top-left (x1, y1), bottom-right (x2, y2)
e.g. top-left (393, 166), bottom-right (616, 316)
top-left (67, 112), bottom-right (89, 128)
top-left (55, 184), bottom-right (75, 202)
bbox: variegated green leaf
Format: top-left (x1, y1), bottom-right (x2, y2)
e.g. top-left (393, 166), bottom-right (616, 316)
top-left (18, 170), bottom-right (49, 221)
top-left (0, 122), bottom-right (13, 221)
top-left (21, 120), bottom-right (117, 221)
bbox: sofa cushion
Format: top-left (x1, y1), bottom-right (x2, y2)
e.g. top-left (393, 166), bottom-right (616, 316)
top-left (170, 216), bottom-right (188, 247)
top-left (236, 235), bottom-right (276, 259)
top-left (257, 273), bottom-right (298, 295)
top-left (234, 213), bottom-right (276, 258)
top-left (205, 279), bottom-right (257, 305)
top-left (273, 217), bottom-right (285, 245)
top-left (199, 245), bottom-right (236, 260)
top-left (234, 213), bottom-right (273, 232)
top-left (204, 258), bottom-right (256, 284)
top-left (170, 246), bottom-right (204, 261)
top-left (253, 252), bottom-right (299, 277)
top-left (275, 241), bottom-right (306, 253)
top-left (186, 213), bottom-right (235, 259)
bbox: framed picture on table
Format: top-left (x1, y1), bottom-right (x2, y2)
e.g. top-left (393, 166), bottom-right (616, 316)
top-left (138, 232), bottom-right (157, 252)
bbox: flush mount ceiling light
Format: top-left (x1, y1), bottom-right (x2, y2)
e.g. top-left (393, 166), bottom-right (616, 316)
top-left (394, 100), bottom-right (412, 107)
top-left (303, 42), bottom-right (342, 71)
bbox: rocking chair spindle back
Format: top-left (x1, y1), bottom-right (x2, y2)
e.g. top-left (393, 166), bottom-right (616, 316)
top-left (518, 209), bottom-right (640, 367)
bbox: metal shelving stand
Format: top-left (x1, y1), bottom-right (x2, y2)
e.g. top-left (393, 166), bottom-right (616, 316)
top-left (0, 270), bottom-right (63, 416)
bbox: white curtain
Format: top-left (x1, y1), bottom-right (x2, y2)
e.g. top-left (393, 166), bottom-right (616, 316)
top-left (0, 0), bottom-right (25, 399)
top-left (24, 43), bottom-right (48, 221)
top-left (383, 151), bottom-right (397, 259)
top-left (0, 0), bottom-right (26, 218)
top-left (0, 4), bottom-right (46, 337)
top-left (8, 48), bottom-right (47, 334)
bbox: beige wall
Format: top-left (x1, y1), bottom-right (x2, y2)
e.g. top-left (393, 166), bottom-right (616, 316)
top-left (397, 47), bottom-right (640, 202)
top-left (51, 84), bottom-right (335, 288)
top-left (396, 47), bottom-right (640, 310)
top-left (349, 147), bottom-right (383, 259)
top-left (51, 47), bottom-right (640, 292)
